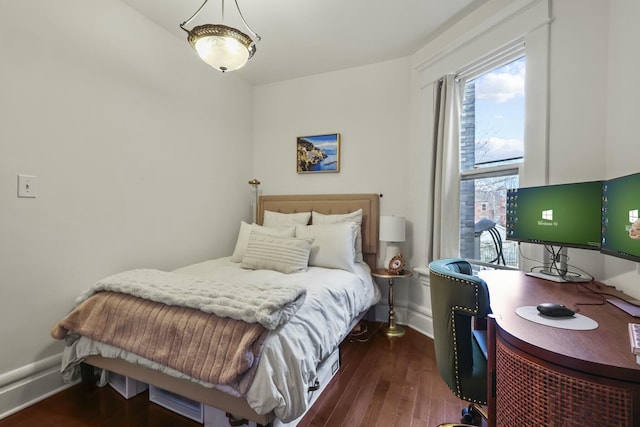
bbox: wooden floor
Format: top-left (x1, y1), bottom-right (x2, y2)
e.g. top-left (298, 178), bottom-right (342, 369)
top-left (0, 322), bottom-right (472, 427)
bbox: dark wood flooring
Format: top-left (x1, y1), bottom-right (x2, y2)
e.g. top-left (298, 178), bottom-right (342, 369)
top-left (0, 322), bottom-right (472, 427)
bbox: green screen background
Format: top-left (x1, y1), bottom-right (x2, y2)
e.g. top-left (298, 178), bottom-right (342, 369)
top-left (508, 181), bottom-right (602, 248)
top-left (602, 173), bottom-right (640, 260)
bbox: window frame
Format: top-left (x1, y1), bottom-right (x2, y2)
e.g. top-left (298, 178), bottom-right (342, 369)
top-left (457, 48), bottom-right (526, 268)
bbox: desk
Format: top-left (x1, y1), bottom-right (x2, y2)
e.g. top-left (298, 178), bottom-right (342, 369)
top-left (480, 270), bottom-right (640, 426)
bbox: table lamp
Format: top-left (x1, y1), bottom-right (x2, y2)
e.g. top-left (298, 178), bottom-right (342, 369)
top-left (380, 215), bottom-right (406, 271)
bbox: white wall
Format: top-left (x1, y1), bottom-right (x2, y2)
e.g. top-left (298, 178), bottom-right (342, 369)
top-left (414, 0), bottom-right (640, 304)
top-left (252, 58), bottom-right (412, 221)
top-left (0, 0), bottom-right (253, 416)
top-left (3, 0), bottom-right (640, 418)
top-left (603, 0), bottom-right (640, 296)
top-left (542, 0), bottom-right (609, 279)
top-left (252, 57), bottom-right (413, 322)
top-left (254, 0), bottom-right (640, 333)
top-left (548, 0), bottom-right (608, 183)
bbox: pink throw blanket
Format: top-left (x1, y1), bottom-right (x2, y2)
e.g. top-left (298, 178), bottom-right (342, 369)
top-left (51, 291), bottom-right (268, 395)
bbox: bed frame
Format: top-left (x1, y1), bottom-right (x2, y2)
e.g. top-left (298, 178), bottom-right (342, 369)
top-left (82, 193), bottom-right (380, 426)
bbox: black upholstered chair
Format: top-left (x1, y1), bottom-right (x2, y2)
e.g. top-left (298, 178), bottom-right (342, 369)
top-left (428, 258), bottom-right (492, 426)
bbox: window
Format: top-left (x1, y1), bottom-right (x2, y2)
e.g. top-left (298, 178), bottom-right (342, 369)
top-left (459, 56), bottom-right (525, 267)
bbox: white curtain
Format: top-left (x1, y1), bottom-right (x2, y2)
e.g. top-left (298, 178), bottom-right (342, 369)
top-left (428, 74), bottom-right (463, 262)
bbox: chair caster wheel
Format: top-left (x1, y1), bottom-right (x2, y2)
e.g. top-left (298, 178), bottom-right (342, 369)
top-left (461, 405), bottom-right (478, 425)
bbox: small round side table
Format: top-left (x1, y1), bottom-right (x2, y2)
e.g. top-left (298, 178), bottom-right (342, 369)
top-left (371, 269), bottom-right (413, 337)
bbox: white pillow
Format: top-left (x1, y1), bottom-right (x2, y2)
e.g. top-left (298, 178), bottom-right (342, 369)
top-left (263, 210), bottom-right (311, 228)
top-left (230, 222), bottom-right (295, 262)
top-left (312, 209), bottom-right (364, 263)
top-left (295, 222), bottom-right (358, 272)
top-left (241, 232), bottom-right (314, 274)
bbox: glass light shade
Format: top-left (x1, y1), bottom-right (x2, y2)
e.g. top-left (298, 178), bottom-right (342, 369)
top-left (187, 24), bottom-right (256, 72)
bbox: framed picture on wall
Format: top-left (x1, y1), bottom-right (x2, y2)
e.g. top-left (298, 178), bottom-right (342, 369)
top-left (296, 133), bottom-right (340, 173)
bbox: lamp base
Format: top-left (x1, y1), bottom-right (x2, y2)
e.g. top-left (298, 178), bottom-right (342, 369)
top-left (384, 324), bottom-right (405, 338)
top-left (383, 245), bottom-right (401, 269)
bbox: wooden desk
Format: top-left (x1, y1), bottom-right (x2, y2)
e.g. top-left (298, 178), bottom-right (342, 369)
top-left (480, 270), bottom-right (640, 426)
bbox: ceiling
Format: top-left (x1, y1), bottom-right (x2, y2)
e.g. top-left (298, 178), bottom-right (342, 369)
top-left (120, 0), bottom-right (487, 86)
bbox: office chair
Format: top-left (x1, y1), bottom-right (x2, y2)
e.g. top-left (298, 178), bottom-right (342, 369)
top-left (428, 258), bottom-right (492, 426)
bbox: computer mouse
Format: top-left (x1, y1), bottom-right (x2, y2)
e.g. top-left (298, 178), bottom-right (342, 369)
top-left (536, 303), bottom-right (575, 318)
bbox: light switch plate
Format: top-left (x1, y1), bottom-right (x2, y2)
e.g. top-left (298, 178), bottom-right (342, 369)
top-left (17, 174), bottom-right (37, 198)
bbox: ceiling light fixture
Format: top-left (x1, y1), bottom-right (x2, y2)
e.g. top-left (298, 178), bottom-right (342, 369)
top-left (179, 0), bottom-right (261, 73)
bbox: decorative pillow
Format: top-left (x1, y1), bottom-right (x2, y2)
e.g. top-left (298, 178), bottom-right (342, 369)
top-left (312, 209), bottom-right (364, 263)
top-left (295, 222), bottom-right (358, 272)
top-left (230, 222), bottom-right (295, 262)
top-left (240, 232), bottom-right (314, 274)
top-left (263, 210), bottom-right (311, 228)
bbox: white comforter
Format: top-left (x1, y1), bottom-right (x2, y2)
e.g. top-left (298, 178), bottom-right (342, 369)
top-left (61, 257), bottom-right (380, 422)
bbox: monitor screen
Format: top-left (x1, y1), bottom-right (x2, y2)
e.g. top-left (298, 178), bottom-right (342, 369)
top-left (601, 172), bottom-right (640, 262)
top-left (505, 181), bottom-right (602, 250)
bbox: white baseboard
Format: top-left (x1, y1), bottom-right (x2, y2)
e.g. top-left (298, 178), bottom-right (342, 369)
top-left (407, 309), bottom-right (434, 339)
top-left (371, 302), bottom-right (433, 339)
top-left (0, 354), bottom-right (74, 420)
top-left (372, 270), bottom-right (434, 339)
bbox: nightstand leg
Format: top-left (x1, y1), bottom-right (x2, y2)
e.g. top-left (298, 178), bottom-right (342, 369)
top-left (384, 278), bottom-right (405, 337)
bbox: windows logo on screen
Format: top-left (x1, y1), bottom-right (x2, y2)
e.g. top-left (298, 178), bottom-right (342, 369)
top-left (630, 209), bottom-right (639, 224)
top-left (542, 209), bottom-right (553, 221)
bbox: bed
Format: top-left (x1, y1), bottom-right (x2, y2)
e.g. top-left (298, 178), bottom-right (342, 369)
top-left (51, 193), bottom-right (380, 426)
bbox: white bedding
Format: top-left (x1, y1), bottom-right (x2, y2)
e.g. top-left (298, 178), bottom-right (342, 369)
top-left (60, 257), bottom-right (380, 422)
top-left (73, 268), bottom-right (306, 330)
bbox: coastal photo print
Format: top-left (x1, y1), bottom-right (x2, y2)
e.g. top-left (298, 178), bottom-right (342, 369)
top-left (297, 133), bottom-right (340, 173)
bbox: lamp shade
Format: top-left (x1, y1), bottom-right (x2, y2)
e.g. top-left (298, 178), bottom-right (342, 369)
top-left (379, 216), bottom-right (406, 242)
top-left (188, 24), bottom-right (256, 72)
top-left (180, 0), bottom-right (261, 73)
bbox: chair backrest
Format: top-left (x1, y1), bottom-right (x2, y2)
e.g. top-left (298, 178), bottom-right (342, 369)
top-left (428, 258), bottom-right (491, 404)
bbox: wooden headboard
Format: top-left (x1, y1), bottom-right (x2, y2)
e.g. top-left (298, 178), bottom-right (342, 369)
top-left (257, 194), bottom-right (380, 269)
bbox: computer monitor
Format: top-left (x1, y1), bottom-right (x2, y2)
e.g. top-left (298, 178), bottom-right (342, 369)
top-left (505, 181), bottom-right (602, 250)
top-left (601, 172), bottom-right (640, 263)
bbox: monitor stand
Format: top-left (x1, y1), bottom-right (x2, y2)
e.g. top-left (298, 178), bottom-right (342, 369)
top-left (529, 247), bottom-right (591, 283)
top-left (525, 270), bottom-right (591, 283)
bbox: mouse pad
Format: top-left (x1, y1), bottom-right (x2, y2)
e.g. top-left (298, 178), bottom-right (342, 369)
top-left (515, 306), bottom-right (598, 330)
